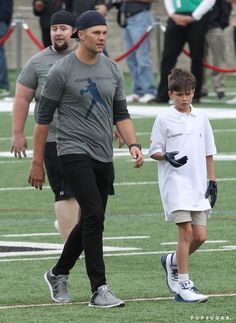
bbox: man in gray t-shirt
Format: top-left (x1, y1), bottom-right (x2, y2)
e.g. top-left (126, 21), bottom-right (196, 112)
top-left (28, 10), bottom-right (144, 308)
top-left (11, 10), bottom-right (80, 241)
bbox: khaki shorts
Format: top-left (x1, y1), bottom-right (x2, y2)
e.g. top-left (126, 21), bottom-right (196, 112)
top-left (171, 210), bottom-right (207, 226)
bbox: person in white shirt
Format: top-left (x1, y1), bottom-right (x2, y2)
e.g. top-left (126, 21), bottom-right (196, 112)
top-left (149, 68), bottom-right (217, 303)
top-left (153, 0), bottom-right (216, 104)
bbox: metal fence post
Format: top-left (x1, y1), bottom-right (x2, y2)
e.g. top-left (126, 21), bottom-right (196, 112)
top-left (14, 15), bottom-right (23, 76)
top-left (155, 17), bottom-right (162, 83)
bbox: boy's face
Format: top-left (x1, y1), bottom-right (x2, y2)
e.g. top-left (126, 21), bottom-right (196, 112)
top-left (168, 89), bottom-right (195, 113)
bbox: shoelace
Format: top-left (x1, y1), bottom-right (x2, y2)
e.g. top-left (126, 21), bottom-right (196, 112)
top-left (179, 280), bottom-right (195, 290)
top-left (98, 286), bottom-right (114, 300)
top-left (53, 276), bottom-right (68, 293)
top-left (170, 266), bottom-right (178, 281)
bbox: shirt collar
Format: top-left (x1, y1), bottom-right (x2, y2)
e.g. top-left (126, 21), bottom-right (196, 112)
top-left (171, 105), bottom-right (198, 118)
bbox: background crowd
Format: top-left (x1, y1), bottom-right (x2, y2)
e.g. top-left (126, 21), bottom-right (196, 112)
top-left (1, 0), bottom-right (236, 101)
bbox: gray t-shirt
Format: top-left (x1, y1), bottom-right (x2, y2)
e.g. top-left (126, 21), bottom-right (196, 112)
top-left (38, 52), bottom-right (128, 162)
top-left (17, 46), bottom-right (76, 142)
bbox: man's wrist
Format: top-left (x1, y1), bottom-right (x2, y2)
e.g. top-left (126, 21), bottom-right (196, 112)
top-left (128, 143), bottom-right (142, 151)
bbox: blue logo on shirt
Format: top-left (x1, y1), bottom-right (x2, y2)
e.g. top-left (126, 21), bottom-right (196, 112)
top-left (80, 78), bottom-right (109, 119)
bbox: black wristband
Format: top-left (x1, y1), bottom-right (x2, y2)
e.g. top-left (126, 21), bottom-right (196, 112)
top-left (128, 143), bottom-right (142, 151)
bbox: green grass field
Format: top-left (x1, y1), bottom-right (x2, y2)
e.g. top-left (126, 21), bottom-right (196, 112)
top-left (0, 73), bottom-right (236, 322)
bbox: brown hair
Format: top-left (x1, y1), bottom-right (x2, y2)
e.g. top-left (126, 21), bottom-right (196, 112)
top-left (168, 68), bottom-right (196, 92)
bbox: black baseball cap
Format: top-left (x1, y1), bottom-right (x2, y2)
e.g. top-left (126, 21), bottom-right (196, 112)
top-left (71, 10), bottom-right (107, 38)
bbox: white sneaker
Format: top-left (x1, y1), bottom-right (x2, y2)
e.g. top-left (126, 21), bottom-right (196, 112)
top-left (161, 253), bottom-right (178, 293)
top-left (126, 93), bottom-right (140, 103)
top-left (139, 93), bottom-right (155, 103)
top-left (226, 97), bottom-right (236, 104)
top-left (175, 280), bottom-right (208, 303)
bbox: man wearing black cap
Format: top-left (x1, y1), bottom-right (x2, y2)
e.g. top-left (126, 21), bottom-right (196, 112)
top-left (28, 10), bottom-right (144, 308)
top-left (11, 10), bottom-right (80, 242)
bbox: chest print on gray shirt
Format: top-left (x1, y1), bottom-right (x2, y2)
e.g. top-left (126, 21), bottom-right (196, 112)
top-left (80, 78), bottom-right (110, 119)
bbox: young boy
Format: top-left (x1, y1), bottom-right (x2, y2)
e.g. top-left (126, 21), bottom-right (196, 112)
top-left (149, 68), bottom-right (217, 303)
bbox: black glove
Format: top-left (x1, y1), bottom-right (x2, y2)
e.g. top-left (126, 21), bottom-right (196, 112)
top-left (164, 151), bottom-right (188, 168)
top-left (205, 180), bottom-right (217, 208)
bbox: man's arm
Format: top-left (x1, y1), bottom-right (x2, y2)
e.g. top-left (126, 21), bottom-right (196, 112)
top-left (11, 83), bottom-right (35, 158)
top-left (28, 124), bottom-right (48, 190)
top-left (116, 119), bottom-right (144, 168)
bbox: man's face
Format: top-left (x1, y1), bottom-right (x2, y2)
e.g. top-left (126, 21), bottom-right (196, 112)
top-left (50, 24), bottom-right (74, 51)
top-left (79, 25), bottom-right (108, 54)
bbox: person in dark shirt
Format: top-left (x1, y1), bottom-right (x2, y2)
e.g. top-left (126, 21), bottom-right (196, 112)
top-left (32, 0), bottom-right (65, 47)
top-left (0, 0), bottom-right (13, 97)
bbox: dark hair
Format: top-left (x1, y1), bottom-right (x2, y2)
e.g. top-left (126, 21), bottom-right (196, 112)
top-left (168, 68), bottom-right (196, 92)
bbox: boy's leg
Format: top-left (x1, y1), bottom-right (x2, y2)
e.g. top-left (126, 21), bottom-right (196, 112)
top-left (174, 212), bottom-right (208, 303)
top-left (176, 222), bottom-right (192, 274)
top-left (189, 224), bottom-right (206, 255)
top-left (189, 211), bottom-right (207, 254)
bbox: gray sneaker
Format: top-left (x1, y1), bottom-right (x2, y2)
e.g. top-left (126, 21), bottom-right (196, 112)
top-left (89, 285), bottom-right (125, 308)
top-left (44, 268), bottom-right (70, 303)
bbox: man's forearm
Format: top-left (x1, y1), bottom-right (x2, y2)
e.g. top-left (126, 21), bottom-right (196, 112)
top-left (32, 124), bottom-right (49, 165)
top-left (115, 119), bottom-right (137, 146)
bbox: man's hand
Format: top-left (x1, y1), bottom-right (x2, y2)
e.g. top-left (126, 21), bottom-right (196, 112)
top-left (164, 151), bottom-right (188, 168)
top-left (28, 162), bottom-right (45, 190)
top-left (113, 128), bottom-right (125, 148)
top-left (205, 180), bottom-right (217, 208)
top-left (11, 134), bottom-right (27, 158)
top-left (129, 145), bottom-right (144, 168)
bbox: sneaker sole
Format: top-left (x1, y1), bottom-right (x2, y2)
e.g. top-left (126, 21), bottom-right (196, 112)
top-left (160, 254), bottom-right (176, 293)
top-left (175, 293), bottom-right (208, 303)
top-left (88, 301), bottom-right (125, 308)
top-left (44, 272), bottom-right (70, 303)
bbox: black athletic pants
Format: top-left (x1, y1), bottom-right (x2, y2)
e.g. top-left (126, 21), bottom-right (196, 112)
top-left (53, 154), bottom-right (114, 292)
top-left (157, 14), bottom-right (209, 101)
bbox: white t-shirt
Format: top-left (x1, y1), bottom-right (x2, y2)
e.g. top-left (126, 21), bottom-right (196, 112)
top-left (149, 106), bottom-right (217, 221)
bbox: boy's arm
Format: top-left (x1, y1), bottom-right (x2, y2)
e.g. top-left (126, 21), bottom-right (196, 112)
top-left (206, 155), bottom-right (216, 181)
top-left (150, 152), bottom-right (165, 160)
top-left (205, 155), bottom-right (217, 208)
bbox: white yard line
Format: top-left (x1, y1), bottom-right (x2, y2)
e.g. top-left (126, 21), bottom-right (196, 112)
top-left (0, 247), bottom-right (236, 262)
top-left (0, 293), bottom-right (235, 311)
top-left (0, 177), bottom-right (236, 192)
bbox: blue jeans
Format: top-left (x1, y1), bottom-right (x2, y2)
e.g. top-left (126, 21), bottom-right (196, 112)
top-left (123, 11), bottom-right (156, 96)
top-left (0, 22), bottom-right (9, 90)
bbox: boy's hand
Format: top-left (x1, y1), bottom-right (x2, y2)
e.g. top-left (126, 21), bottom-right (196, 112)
top-left (205, 180), bottom-right (217, 208)
top-left (164, 151), bottom-right (188, 168)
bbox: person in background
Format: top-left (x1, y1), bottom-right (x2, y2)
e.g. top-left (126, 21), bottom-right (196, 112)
top-left (149, 68), bottom-right (217, 303)
top-left (111, 0), bottom-right (156, 103)
top-left (28, 10), bottom-right (144, 308)
top-left (228, 0), bottom-right (236, 55)
top-left (226, 0), bottom-right (236, 104)
top-left (153, 0), bottom-right (216, 104)
top-left (65, 0), bottom-right (108, 16)
top-left (32, 0), bottom-right (66, 47)
top-left (11, 10), bottom-right (80, 242)
top-left (201, 0), bottom-right (231, 100)
top-left (0, 0), bottom-right (13, 97)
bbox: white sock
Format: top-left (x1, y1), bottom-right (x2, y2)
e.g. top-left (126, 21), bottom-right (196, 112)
top-left (178, 273), bottom-right (189, 283)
